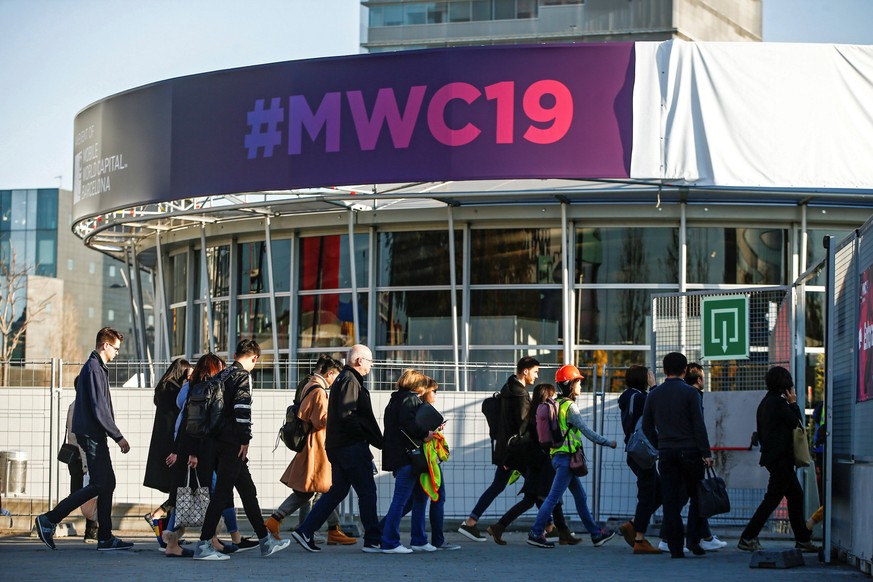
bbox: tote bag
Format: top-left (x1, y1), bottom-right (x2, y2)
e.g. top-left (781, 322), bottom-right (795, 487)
top-left (793, 422), bottom-right (812, 468)
top-left (697, 466), bottom-right (731, 518)
top-left (175, 470), bottom-right (210, 528)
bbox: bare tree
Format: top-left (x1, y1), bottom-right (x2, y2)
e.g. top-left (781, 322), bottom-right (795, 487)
top-left (0, 246), bottom-right (52, 385)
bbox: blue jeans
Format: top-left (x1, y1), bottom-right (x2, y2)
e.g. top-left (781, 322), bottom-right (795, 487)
top-left (380, 473), bottom-right (448, 547)
top-left (298, 442), bottom-right (380, 546)
top-left (469, 465), bottom-right (513, 520)
top-left (381, 464), bottom-right (428, 549)
top-left (530, 453), bottom-right (599, 537)
top-left (46, 435), bottom-right (116, 541)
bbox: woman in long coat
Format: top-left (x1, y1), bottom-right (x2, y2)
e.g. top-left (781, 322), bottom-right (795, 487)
top-left (143, 358), bottom-right (191, 520)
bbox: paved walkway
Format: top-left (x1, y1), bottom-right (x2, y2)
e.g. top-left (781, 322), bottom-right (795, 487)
top-left (0, 529), bottom-right (866, 581)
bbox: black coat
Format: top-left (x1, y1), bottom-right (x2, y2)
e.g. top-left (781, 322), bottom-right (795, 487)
top-left (143, 377), bottom-right (183, 493)
top-left (382, 390), bottom-right (429, 472)
top-left (492, 375), bottom-right (531, 466)
top-left (756, 391), bottom-right (802, 468)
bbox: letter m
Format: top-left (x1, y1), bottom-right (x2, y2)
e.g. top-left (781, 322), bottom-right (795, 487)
top-left (288, 92), bottom-right (341, 155)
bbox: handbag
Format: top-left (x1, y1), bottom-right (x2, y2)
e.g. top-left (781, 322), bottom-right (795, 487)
top-left (793, 422), bottom-right (812, 468)
top-left (626, 417), bottom-right (658, 469)
top-left (57, 442), bottom-right (81, 465)
top-left (569, 448), bottom-right (588, 477)
top-left (697, 466), bottom-right (731, 518)
top-left (401, 429), bottom-right (429, 475)
top-left (174, 470), bottom-right (210, 528)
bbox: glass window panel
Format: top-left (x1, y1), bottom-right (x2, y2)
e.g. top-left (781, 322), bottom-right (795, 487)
top-left (237, 296), bottom-right (278, 349)
top-left (449, 1), bottom-right (471, 22)
top-left (377, 290), bottom-right (456, 346)
top-left (806, 228), bottom-right (850, 286)
top-left (238, 241), bottom-right (267, 294)
top-left (575, 288), bottom-right (659, 345)
top-left (35, 231), bottom-right (56, 276)
top-left (686, 227), bottom-right (787, 285)
top-left (378, 230), bottom-right (459, 286)
top-left (197, 300), bottom-right (228, 354)
top-left (370, 349), bottom-right (459, 390)
top-left (0, 191), bottom-right (10, 230)
top-left (517, 0), bottom-right (536, 18)
top-left (270, 239), bottom-right (291, 293)
top-left (274, 295), bottom-right (290, 351)
top-left (170, 252), bottom-right (187, 303)
top-left (298, 292), bottom-right (368, 349)
top-left (405, 3), bottom-right (427, 24)
top-left (470, 289), bottom-right (562, 345)
top-left (471, 0), bottom-right (491, 20)
top-left (9, 190), bottom-right (28, 230)
top-left (25, 190), bottom-right (37, 231)
top-left (171, 306), bottom-right (186, 356)
top-left (494, 0), bottom-right (515, 20)
top-left (196, 245), bottom-right (230, 297)
top-left (577, 351), bottom-right (654, 392)
top-left (805, 290), bottom-right (824, 348)
top-left (471, 228), bottom-right (563, 284)
top-left (37, 190), bottom-right (58, 229)
top-left (576, 227), bottom-right (678, 285)
top-left (298, 234), bottom-right (368, 291)
top-left (383, 4), bottom-right (403, 25)
top-left (428, 2), bottom-right (448, 23)
top-left (467, 349), bottom-right (560, 391)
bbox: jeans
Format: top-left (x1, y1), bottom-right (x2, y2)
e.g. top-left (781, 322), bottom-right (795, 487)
top-left (46, 435), bottom-right (116, 541)
top-left (381, 473), bottom-right (448, 547)
top-left (531, 453), bottom-right (599, 537)
top-left (296, 492), bottom-right (340, 528)
top-left (199, 441), bottom-right (267, 541)
top-left (658, 448), bottom-right (705, 554)
top-left (381, 464), bottom-right (428, 549)
top-left (469, 466), bottom-right (513, 520)
top-left (298, 442), bottom-right (381, 546)
top-left (741, 458), bottom-right (810, 543)
top-left (627, 455), bottom-right (662, 534)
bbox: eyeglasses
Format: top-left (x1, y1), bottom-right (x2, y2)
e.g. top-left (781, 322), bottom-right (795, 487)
top-left (360, 357), bottom-right (373, 364)
top-left (106, 343), bottom-right (120, 353)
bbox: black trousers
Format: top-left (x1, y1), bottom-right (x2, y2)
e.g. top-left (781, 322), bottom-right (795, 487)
top-left (47, 435), bottom-right (115, 541)
top-left (657, 448), bottom-right (704, 554)
top-left (628, 455), bottom-right (662, 535)
top-left (741, 458), bottom-right (810, 543)
top-left (199, 441), bottom-right (267, 541)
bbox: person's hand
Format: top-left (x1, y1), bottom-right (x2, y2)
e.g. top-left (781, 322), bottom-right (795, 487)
top-left (423, 431), bottom-right (434, 443)
top-left (118, 438), bottom-right (130, 454)
top-left (608, 440), bottom-right (618, 449)
top-left (166, 453), bottom-right (177, 467)
top-left (188, 455), bottom-right (198, 468)
top-left (786, 386), bottom-right (797, 404)
top-left (703, 457), bottom-right (715, 468)
top-left (238, 444), bottom-right (249, 461)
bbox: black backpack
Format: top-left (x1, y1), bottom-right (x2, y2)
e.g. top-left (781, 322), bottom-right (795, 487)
top-left (279, 383), bottom-right (320, 452)
top-left (481, 391), bottom-right (502, 440)
top-left (185, 368), bottom-right (237, 439)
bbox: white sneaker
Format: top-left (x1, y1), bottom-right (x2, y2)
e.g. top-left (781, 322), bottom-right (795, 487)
top-left (658, 540), bottom-right (690, 554)
top-left (193, 540), bottom-right (230, 561)
top-left (312, 532), bottom-right (327, 544)
top-left (382, 545), bottom-right (413, 554)
top-left (700, 536), bottom-right (728, 550)
top-left (260, 536), bottom-right (291, 557)
top-left (411, 543), bottom-right (438, 552)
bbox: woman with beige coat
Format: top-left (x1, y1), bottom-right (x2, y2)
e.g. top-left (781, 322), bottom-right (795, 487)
top-left (265, 355), bottom-right (356, 545)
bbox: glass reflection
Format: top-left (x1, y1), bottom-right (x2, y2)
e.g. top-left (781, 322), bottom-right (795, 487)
top-left (237, 296), bottom-right (277, 348)
top-left (299, 234), bottom-right (368, 291)
top-left (171, 306), bottom-right (186, 355)
top-left (170, 253), bottom-right (187, 303)
top-left (470, 289), bottom-right (561, 345)
top-left (377, 290), bottom-right (455, 346)
top-left (197, 300), bottom-right (228, 353)
top-left (576, 227), bottom-right (678, 285)
top-left (687, 228), bottom-right (786, 285)
top-left (298, 292), bottom-right (368, 348)
top-left (238, 242), bottom-right (267, 294)
top-left (378, 231), bottom-right (458, 286)
top-left (471, 228), bottom-right (563, 285)
top-left (575, 288), bottom-right (656, 345)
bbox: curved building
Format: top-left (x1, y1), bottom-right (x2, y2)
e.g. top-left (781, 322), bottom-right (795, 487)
top-left (71, 42), bottom-right (873, 389)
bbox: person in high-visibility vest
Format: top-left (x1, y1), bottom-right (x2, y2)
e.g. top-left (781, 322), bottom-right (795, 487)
top-left (526, 364), bottom-right (617, 549)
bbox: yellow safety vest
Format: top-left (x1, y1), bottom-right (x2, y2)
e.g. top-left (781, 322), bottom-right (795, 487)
top-left (550, 398), bottom-right (583, 456)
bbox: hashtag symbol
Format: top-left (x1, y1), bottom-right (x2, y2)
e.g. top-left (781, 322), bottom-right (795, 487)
top-left (244, 98), bottom-right (284, 159)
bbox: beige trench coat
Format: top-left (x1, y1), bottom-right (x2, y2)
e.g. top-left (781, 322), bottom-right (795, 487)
top-left (280, 376), bottom-right (331, 493)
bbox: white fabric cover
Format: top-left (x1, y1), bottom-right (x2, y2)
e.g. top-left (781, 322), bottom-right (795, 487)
top-left (631, 40), bottom-right (873, 190)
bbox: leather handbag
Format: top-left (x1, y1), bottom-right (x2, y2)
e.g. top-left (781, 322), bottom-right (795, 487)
top-left (569, 448), bottom-right (588, 477)
top-left (401, 430), bottom-right (429, 475)
top-left (792, 422), bottom-right (812, 468)
top-left (174, 470), bottom-right (210, 528)
top-left (57, 442), bottom-right (81, 465)
top-left (697, 466), bottom-right (731, 518)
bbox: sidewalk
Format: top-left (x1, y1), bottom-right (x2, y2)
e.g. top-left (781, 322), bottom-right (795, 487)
top-left (0, 529), bottom-right (866, 582)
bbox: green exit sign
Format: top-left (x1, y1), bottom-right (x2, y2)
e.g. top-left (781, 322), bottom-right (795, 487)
top-left (701, 296), bottom-right (749, 361)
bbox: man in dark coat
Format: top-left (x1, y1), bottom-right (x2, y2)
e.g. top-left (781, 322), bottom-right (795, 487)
top-left (458, 356), bottom-right (539, 542)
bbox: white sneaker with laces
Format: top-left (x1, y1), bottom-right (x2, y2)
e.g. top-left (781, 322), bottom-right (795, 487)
top-left (658, 540), bottom-right (690, 554)
top-left (411, 543), bottom-right (438, 552)
top-left (193, 540), bottom-right (230, 561)
top-left (700, 535), bottom-right (728, 550)
top-left (382, 545), bottom-right (413, 554)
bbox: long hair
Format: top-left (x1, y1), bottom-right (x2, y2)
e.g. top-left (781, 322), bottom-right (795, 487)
top-left (526, 383), bottom-right (556, 423)
top-left (191, 353), bottom-right (225, 384)
top-left (154, 358), bottom-right (191, 404)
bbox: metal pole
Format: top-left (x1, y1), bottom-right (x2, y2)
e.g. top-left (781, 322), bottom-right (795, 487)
top-left (200, 226), bottom-right (215, 354)
top-left (447, 205), bottom-right (461, 391)
top-left (155, 232), bottom-right (171, 360)
top-left (679, 203), bottom-right (687, 354)
top-left (264, 216), bottom-right (281, 387)
top-left (823, 235), bottom-right (835, 564)
top-left (560, 202), bottom-right (571, 364)
top-left (347, 210), bottom-right (360, 344)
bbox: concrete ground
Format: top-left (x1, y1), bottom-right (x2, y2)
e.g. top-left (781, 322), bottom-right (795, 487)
top-left (0, 527), bottom-right (867, 582)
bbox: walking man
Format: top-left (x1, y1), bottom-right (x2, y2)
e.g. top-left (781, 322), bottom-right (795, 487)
top-left (641, 352), bottom-right (713, 558)
top-left (292, 344), bottom-right (384, 553)
top-left (193, 339), bottom-right (290, 560)
top-left (459, 356), bottom-right (539, 542)
top-left (35, 327), bottom-right (133, 550)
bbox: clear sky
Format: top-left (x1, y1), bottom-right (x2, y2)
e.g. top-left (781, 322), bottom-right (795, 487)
top-left (1, 0), bottom-right (872, 191)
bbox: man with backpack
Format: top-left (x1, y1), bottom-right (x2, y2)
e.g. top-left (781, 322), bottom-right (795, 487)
top-left (458, 356), bottom-right (539, 542)
top-left (192, 339), bottom-right (291, 560)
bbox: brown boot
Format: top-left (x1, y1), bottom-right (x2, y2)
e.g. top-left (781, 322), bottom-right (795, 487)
top-left (633, 538), bottom-right (662, 554)
top-left (264, 516), bottom-right (282, 540)
top-left (327, 524), bottom-right (358, 545)
top-left (618, 520), bottom-right (635, 547)
top-left (558, 526), bottom-right (582, 546)
top-left (486, 523), bottom-right (507, 545)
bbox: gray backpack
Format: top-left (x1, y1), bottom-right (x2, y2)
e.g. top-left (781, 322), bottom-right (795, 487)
top-left (625, 393), bottom-right (658, 469)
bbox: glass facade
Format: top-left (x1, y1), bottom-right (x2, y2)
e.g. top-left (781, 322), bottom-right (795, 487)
top-left (368, 0), bottom-right (538, 27)
top-left (0, 189), bottom-right (58, 276)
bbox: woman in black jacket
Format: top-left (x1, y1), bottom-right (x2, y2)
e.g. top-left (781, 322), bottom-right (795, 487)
top-left (143, 358), bottom-right (191, 521)
top-left (738, 366), bottom-right (819, 553)
top-left (380, 369), bottom-right (433, 553)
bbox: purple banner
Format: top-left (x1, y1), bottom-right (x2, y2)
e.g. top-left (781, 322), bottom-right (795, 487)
top-left (73, 44), bottom-right (635, 219)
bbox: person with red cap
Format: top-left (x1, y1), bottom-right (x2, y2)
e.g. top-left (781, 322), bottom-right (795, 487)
top-left (527, 364), bottom-right (617, 548)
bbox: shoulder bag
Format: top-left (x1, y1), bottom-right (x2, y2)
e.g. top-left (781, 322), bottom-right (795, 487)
top-left (697, 466), bottom-right (731, 518)
top-left (174, 469), bottom-right (210, 528)
top-left (792, 421), bottom-right (812, 468)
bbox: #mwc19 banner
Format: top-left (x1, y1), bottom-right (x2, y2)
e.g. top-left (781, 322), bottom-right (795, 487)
top-left (859, 265), bottom-right (873, 402)
top-left (72, 44), bottom-right (635, 219)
